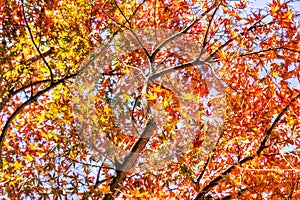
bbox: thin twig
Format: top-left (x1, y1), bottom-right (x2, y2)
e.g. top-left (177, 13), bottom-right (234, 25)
top-left (150, 6), bottom-right (215, 61)
top-left (206, 14), bottom-right (270, 61)
top-left (21, 0), bottom-right (54, 83)
top-left (199, 4), bottom-right (221, 57)
top-left (194, 92), bottom-right (300, 199)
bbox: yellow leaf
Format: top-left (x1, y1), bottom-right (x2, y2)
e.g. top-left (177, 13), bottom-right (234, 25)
top-left (14, 160), bottom-right (22, 171)
top-left (70, 150), bottom-right (76, 159)
top-left (113, 136), bottom-right (118, 143)
top-left (121, 93), bottom-right (131, 103)
top-left (28, 143), bottom-right (37, 150)
top-left (2, 158), bottom-right (8, 170)
top-left (24, 154), bottom-right (34, 162)
top-left (53, 134), bottom-right (59, 142)
top-left (50, 179), bottom-right (56, 184)
top-left (104, 105), bottom-right (110, 115)
top-left (288, 119), bottom-right (295, 125)
top-left (180, 92), bottom-right (196, 101)
top-left (272, 71), bottom-right (279, 77)
top-left (41, 131), bottom-right (52, 140)
top-left (152, 84), bottom-right (163, 93)
top-left (100, 116), bottom-right (106, 122)
top-left (163, 97), bottom-right (169, 107)
top-left (163, 95), bottom-right (172, 107)
top-left (9, 181), bottom-right (15, 187)
top-left (4, 173), bottom-right (11, 180)
top-left (99, 185), bottom-right (110, 194)
top-left (146, 91), bottom-right (157, 100)
top-left (15, 175), bottom-right (23, 182)
top-left (3, 141), bottom-right (8, 147)
top-left (286, 9), bottom-right (293, 20)
top-left (124, 67), bottom-right (130, 74)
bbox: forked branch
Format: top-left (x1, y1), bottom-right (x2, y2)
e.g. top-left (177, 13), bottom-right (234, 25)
top-left (194, 93), bottom-right (300, 199)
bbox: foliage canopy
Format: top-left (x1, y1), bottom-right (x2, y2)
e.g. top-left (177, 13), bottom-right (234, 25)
top-left (0, 0), bottom-right (300, 199)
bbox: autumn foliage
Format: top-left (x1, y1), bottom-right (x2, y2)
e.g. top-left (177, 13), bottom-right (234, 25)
top-left (0, 0), bottom-right (300, 199)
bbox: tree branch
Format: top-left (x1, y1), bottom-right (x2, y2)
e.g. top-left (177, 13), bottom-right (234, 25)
top-left (194, 155), bottom-right (254, 200)
top-left (282, 47), bottom-right (300, 54)
top-left (194, 92), bottom-right (300, 199)
top-left (115, 0), bottom-right (153, 72)
top-left (206, 14), bottom-right (270, 61)
top-left (21, 0), bottom-right (54, 83)
top-left (129, 0), bottom-right (147, 22)
top-left (219, 188), bottom-right (248, 200)
top-left (150, 5), bottom-right (216, 61)
top-left (239, 46), bottom-right (300, 57)
top-left (257, 93), bottom-right (300, 155)
top-left (0, 73), bottom-right (77, 168)
top-left (196, 156), bottom-right (210, 191)
top-left (200, 4), bottom-right (221, 56)
top-left (103, 118), bottom-right (156, 200)
top-left (20, 47), bottom-right (54, 65)
top-left (102, 76), bottom-right (157, 199)
top-left (150, 59), bottom-right (207, 80)
top-left (288, 177), bottom-right (300, 200)
top-left (0, 6), bottom-right (127, 170)
top-left (239, 47), bottom-right (282, 57)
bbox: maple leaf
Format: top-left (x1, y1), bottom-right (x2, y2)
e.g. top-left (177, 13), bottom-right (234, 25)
top-left (23, 154), bottom-right (34, 162)
top-left (146, 91), bottom-right (158, 100)
top-left (152, 84), bottom-right (163, 93)
top-left (13, 160), bottom-right (22, 171)
top-left (98, 185), bottom-right (111, 194)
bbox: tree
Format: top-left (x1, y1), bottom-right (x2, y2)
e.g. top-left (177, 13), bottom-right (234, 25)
top-left (0, 0), bottom-right (299, 199)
